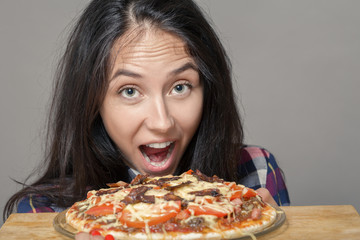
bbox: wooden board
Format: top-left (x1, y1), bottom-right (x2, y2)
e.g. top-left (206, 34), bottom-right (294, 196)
top-left (0, 212), bottom-right (70, 240)
top-left (258, 205), bottom-right (360, 240)
top-left (1, 205), bottom-right (360, 240)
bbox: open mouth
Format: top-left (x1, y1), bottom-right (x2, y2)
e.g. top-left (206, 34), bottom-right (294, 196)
top-left (139, 141), bottom-right (175, 167)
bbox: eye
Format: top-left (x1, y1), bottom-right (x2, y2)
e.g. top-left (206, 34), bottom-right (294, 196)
top-left (119, 87), bottom-right (140, 99)
top-left (171, 82), bottom-right (192, 95)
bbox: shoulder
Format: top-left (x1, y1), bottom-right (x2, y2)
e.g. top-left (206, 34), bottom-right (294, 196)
top-left (238, 145), bottom-right (273, 163)
top-left (238, 146), bottom-right (284, 184)
top-left (237, 145), bottom-right (271, 189)
top-left (238, 145), bottom-right (275, 174)
top-left (238, 145), bottom-right (281, 171)
top-left (236, 145), bottom-right (279, 188)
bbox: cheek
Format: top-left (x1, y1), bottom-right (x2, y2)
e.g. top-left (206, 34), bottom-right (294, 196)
top-left (100, 104), bottom-right (141, 151)
top-left (171, 94), bottom-right (203, 135)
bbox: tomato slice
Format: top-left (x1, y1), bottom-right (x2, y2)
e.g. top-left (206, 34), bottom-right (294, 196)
top-left (176, 209), bottom-right (191, 220)
top-left (187, 204), bottom-right (229, 218)
top-left (90, 230), bottom-right (101, 236)
top-left (119, 201), bottom-right (181, 228)
top-left (85, 203), bottom-right (124, 216)
top-left (87, 193), bottom-right (93, 198)
top-left (230, 183), bottom-right (243, 191)
top-left (227, 183), bottom-right (244, 200)
top-left (243, 188), bottom-right (257, 198)
top-left (229, 190), bottom-right (242, 200)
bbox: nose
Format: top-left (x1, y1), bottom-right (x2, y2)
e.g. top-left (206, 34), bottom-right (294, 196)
top-left (145, 97), bottom-right (174, 133)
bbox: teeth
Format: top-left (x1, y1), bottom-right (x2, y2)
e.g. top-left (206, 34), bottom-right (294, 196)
top-left (146, 141), bottom-right (172, 149)
top-left (142, 143), bottom-right (174, 167)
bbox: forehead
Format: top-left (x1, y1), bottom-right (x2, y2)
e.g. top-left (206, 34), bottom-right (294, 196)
top-left (110, 28), bottom-right (191, 65)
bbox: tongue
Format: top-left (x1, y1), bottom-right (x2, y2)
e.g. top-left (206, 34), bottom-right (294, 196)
top-left (142, 145), bottom-right (171, 162)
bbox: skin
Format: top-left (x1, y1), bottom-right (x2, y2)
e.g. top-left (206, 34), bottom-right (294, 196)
top-left (76, 233), bottom-right (103, 240)
top-left (100, 28), bottom-right (203, 176)
top-left (75, 28), bottom-right (277, 240)
top-left (256, 188), bottom-right (278, 206)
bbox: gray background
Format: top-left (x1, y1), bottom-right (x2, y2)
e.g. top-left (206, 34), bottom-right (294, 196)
top-left (1, 0), bottom-right (359, 226)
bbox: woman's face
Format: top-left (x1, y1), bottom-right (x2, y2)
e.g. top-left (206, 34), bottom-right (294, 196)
top-left (100, 29), bottom-right (203, 176)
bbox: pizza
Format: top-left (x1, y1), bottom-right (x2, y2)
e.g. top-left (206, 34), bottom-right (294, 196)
top-left (65, 170), bottom-right (277, 239)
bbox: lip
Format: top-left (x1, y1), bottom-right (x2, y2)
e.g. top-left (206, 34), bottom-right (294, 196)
top-left (139, 141), bottom-right (177, 175)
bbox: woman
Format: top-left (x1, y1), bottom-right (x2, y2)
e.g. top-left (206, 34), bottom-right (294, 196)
top-left (4, 0), bottom-right (289, 223)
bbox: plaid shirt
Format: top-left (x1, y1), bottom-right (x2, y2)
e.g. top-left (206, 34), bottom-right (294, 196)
top-left (17, 146), bottom-right (290, 213)
top-left (238, 146), bottom-right (290, 206)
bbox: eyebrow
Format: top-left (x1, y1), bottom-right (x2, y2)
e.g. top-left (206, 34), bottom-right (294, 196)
top-left (110, 62), bottom-right (198, 82)
top-left (169, 62), bottom-right (198, 76)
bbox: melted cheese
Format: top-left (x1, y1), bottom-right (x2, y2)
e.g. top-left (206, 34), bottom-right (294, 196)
top-left (66, 171), bottom-right (275, 240)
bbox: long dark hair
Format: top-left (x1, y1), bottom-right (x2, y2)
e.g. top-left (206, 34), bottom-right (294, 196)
top-left (4, 0), bottom-right (243, 220)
